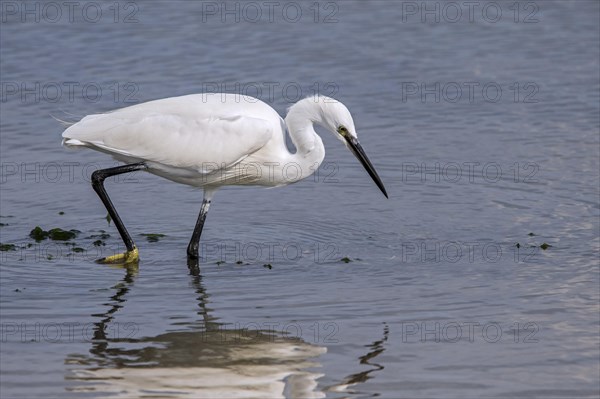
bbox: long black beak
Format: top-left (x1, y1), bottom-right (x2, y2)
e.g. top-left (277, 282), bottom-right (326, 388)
top-left (345, 136), bottom-right (388, 198)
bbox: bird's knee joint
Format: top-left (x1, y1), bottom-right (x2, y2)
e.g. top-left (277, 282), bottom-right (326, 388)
top-left (91, 170), bottom-right (106, 185)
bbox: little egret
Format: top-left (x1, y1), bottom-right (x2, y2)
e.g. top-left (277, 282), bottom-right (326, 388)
top-left (62, 94), bottom-right (387, 263)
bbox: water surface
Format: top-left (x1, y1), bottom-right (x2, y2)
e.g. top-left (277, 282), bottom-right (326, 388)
top-left (1, 1), bottom-right (599, 398)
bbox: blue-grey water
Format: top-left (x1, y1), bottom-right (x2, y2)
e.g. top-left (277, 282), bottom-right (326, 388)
top-left (1, 1), bottom-right (599, 398)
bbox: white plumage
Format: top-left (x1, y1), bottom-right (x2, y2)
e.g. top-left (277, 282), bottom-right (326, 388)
top-left (63, 94), bottom-right (287, 186)
top-left (62, 93), bottom-right (387, 262)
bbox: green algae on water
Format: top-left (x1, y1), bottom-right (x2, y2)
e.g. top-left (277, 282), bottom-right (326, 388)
top-left (30, 226), bottom-right (49, 241)
top-left (48, 228), bottom-right (79, 241)
top-left (0, 243), bottom-right (17, 251)
top-left (29, 226), bottom-right (79, 241)
top-left (140, 233), bottom-right (166, 242)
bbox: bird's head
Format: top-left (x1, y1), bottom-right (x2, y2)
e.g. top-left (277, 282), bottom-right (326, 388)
top-left (297, 96), bottom-right (388, 198)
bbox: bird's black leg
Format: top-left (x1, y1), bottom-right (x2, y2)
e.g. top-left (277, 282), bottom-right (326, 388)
top-left (91, 162), bottom-right (147, 263)
top-left (187, 198), bottom-right (211, 259)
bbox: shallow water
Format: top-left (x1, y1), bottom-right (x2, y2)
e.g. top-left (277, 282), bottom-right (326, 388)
top-left (1, 1), bottom-right (599, 398)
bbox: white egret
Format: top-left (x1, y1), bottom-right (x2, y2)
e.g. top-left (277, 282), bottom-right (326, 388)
top-left (62, 93), bottom-right (387, 263)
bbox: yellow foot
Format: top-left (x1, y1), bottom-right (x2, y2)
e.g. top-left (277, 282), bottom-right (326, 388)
top-left (97, 247), bottom-right (139, 265)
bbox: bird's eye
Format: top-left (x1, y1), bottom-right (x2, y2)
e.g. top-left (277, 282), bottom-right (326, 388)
top-left (338, 126), bottom-right (348, 136)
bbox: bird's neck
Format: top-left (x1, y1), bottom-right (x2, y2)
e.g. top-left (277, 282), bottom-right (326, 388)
top-left (284, 98), bottom-right (326, 169)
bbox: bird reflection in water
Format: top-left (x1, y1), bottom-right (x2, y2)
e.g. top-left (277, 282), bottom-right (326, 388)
top-left (66, 260), bottom-right (388, 397)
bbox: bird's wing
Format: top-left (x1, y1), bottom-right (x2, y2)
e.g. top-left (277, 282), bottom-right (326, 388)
top-left (62, 112), bottom-right (273, 172)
